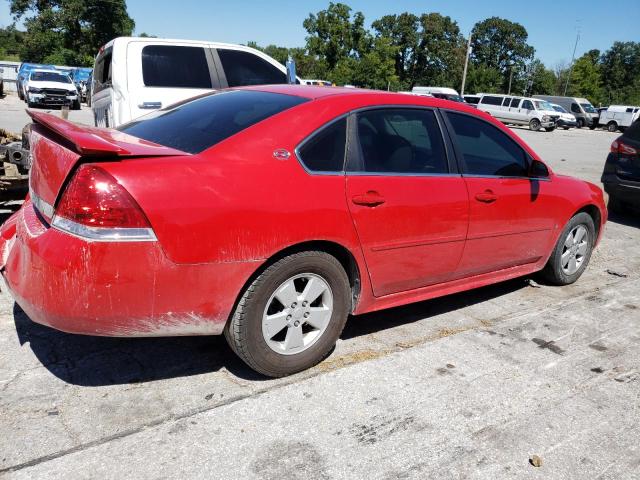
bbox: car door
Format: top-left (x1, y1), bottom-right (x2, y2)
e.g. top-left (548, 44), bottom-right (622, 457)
top-left (126, 42), bottom-right (219, 122)
top-left (515, 99), bottom-right (535, 125)
top-left (345, 108), bottom-right (469, 297)
top-left (442, 110), bottom-right (556, 277)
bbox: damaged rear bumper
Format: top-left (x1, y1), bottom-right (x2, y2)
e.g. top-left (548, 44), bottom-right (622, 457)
top-left (0, 200), bottom-right (260, 337)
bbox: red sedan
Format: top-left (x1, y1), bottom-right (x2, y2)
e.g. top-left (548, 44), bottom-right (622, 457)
top-left (0, 85), bottom-right (606, 377)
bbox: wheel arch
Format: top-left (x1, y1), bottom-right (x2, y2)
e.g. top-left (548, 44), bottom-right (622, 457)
top-left (575, 204), bottom-right (602, 238)
top-left (228, 240), bottom-right (363, 326)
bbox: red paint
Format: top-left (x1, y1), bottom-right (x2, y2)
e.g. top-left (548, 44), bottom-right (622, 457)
top-left (1, 87), bottom-right (607, 337)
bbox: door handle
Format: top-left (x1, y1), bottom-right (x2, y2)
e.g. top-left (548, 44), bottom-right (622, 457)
top-left (138, 101), bottom-right (162, 109)
top-left (352, 191), bottom-right (386, 207)
top-left (475, 190), bottom-right (497, 203)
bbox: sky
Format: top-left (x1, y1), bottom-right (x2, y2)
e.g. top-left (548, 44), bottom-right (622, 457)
top-left (1, 0), bottom-right (639, 67)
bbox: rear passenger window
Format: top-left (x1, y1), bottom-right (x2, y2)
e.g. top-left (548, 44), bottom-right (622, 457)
top-left (218, 49), bottom-right (286, 87)
top-left (521, 100), bottom-right (533, 110)
top-left (510, 98), bottom-right (520, 107)
top-left (502, 97), bottom-right (512, 106)
top-left (93, 48), bottom-right (112, 94)
top-left (481, 96), bottom-right (503, 106)
top-left (446, 112), bottom-right (528, 177)
top-left (142, 45), bottom-right (212, 88)
top-left (297, 118), bottom-right (346, 172)
top-left (350, 109), bottom-right (448, 174)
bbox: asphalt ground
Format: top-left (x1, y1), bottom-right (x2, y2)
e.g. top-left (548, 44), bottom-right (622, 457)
top-left (0, 97), bottom-right (638, 479)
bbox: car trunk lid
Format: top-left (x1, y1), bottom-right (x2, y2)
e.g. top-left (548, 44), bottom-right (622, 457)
top-left (27, 111), bottom-right (187, 222)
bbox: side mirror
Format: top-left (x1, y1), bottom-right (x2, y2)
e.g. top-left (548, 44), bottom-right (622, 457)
top-left (529, 159), bottom-right (549, 178)
top-left (285, 56), bottom-right (297, 85)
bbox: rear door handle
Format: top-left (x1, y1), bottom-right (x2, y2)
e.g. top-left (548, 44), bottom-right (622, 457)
top-left (475, 190), bottom-right (497, 203)
top-left (138, 101), bottom-right (162, 109)
top-left (352, 191), bottom-right (386, 207)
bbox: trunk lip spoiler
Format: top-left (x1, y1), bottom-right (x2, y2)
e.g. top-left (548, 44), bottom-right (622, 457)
top-left (26, 110), bottom-right (188, 158)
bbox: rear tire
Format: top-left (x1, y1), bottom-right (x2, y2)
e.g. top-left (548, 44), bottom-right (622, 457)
top-left (225, 251), bottom-right (351, 377)
top-left (540, 212), bottom-right (595, 285)
top-left (576, 118), bottom-right (585, 129)
top-left (607, 121), bottom-right (618, 133)
top-left (529, 118), bottom-right (542, 131)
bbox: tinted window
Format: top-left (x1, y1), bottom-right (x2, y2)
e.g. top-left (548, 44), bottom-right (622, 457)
top-left (351, 109), bottom-right (447, 174)
top-left (521, 100), bottom-right (534, 110)
top-left (218, 49), bottom-right (286, 87)
top-left (298, 118), bottom-right (346, 172)
top-left (119, 90), bottom-right (308, 154)
top-left (93, 48), bottom-right (112, 94)
top-left (447, 112), bottom-right (528, 177)
top-left (481, 96), bottom-right (503, 106)
top-left (142, 45), bottom-right (212, 88)
top-left (502, 97), bottom-right (512, 106)
top-left (464, 96), bottom-right (480, 105)
top-left (571, 103), bottom-right (581, 113)
top-left (510, 98), bottom-right (521, 107)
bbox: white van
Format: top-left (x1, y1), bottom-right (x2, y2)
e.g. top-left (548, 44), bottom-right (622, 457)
top-left (598, 105), bottom-right (640, 132)
top-left (92, 37), bottom-right (296, 127)
top-left (411, 86), bottom-right (464, 102)
top-left (476, 94), bottom-right (559, 131)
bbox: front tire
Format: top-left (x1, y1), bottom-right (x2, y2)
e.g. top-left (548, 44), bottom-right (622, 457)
top-left (541, 212), bottom-right (595, 285)
top-left (529, 118), bottom-right (541, 131)
top-left (607, 121), bottom-right (618, 133)
top-left (225, 251), bottom-right (351, 377)
top-left (72, 99), bottom-right (81, 110)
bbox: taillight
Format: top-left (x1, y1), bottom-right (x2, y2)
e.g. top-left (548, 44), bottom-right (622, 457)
top-left (611, 139), bottom-right (638, 155)
top-left (51, 165), bottom-right (156, 241)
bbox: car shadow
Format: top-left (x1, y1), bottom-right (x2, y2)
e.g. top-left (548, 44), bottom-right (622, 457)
top-left (607, 208), bottom-right (640, 229)
top-left (13, 277), bottom-right (529, 387)
top-left (341, 278), bottom-right (526, 339)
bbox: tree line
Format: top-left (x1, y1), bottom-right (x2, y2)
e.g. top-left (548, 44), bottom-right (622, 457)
top-left (1, 1), bottom-right (638, 106)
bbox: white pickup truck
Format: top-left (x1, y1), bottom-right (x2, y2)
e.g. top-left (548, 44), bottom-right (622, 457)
top-left (92, 37), bottom-right (298, 128)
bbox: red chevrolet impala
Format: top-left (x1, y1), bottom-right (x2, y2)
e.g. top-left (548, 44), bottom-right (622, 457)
top-left (0, 85), bottom-right (606, 377)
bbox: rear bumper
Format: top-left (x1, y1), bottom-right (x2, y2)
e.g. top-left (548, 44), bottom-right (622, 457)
top-left (0, 201), bottom-right (260, 337)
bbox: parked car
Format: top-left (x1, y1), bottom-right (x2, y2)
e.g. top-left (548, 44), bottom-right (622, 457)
top-left (71, 67), bottom-right (93, 102)
top-left (476, 94), bottom-right (559, 131)
top-left (302, 79), bottom-right (332, 86)
top-left (24, 69), bottom-right (80, 109)
top-left (16, 63), bottom-right (51, 100)
top-left (601, 119), bottom-right (640, 210)
top-left (533, 95), bottom-right (599, 129)
top-left (412, 86), bottom-right (465, 102)
top-left (550, 103), bottom-right (577, 129)
top-left (0, 86), bottom-right (607, 377)
top-left (598, 105), bottom-right (640, 132)
top-left (92, 37), bottom-right (300, 128)
top-left (463, 94), bottom-right (481, 106)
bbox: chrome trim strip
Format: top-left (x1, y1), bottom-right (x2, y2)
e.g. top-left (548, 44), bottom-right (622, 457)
top-left (29, 187), bottom-right (54, 220)
top-left (51, 216), bottom-right (158, 242)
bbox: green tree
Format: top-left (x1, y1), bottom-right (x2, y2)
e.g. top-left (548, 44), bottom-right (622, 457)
top-left (527, 59), bottom-right (556, 96)
top-left (600, 41), bottom-right (640, 105)
top-left (303, 2), bottom-right (367, 71)
top-left (413, 13), bottom-right (465, 89)
top-left (567, 50), bottom-right (603, 103)
top-left (465, 64), bottom-right (502, 94)
top-left (9, 0), bottom-right (135, 65)
top-left (470, 17), bottom-right (535, 92)
top-left (371, 13), bottom-right (419, 85)
top-left (0, 25), bottom-right (25, 60)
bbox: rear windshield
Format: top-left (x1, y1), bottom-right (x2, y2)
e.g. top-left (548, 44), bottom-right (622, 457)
top-left (118, 90), bottom-right (309, 154)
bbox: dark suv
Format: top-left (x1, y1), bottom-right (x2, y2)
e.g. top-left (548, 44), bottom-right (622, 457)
top-left (602, 119), bottom-right (640, 210)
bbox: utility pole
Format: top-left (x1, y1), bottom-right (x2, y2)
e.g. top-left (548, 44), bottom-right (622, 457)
top-left (460, 32), bottom-right (472, 95)
top-left (507, 66), bottom-right (514, 95)
top-left (563, 29), bottom-right (580, 95)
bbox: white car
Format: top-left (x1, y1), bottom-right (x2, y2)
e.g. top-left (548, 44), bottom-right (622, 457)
top-left (412, 86), bottom-right (465, 102)
top-left (476, 94), bottom-right (559, 131)
top-left (549, 103), bottom-right (577, 129)
top-left (25, 69), bottom-right (80, 109)
top-left (92, 37), bottom-right (299, 128)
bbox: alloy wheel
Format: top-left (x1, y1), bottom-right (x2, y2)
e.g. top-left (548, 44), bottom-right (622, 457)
top-left (262, 273), bottom-right (334, 355)
top-left (561, 225), bottom-right (589, 275)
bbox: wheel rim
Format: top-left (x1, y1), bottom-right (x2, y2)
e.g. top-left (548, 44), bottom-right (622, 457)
top-left (531, 119), bottom-right (540, 130)
top-left (561, 225), bottom-right (589, 275)
top-left (262, 273), bottom-right (333, 355)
